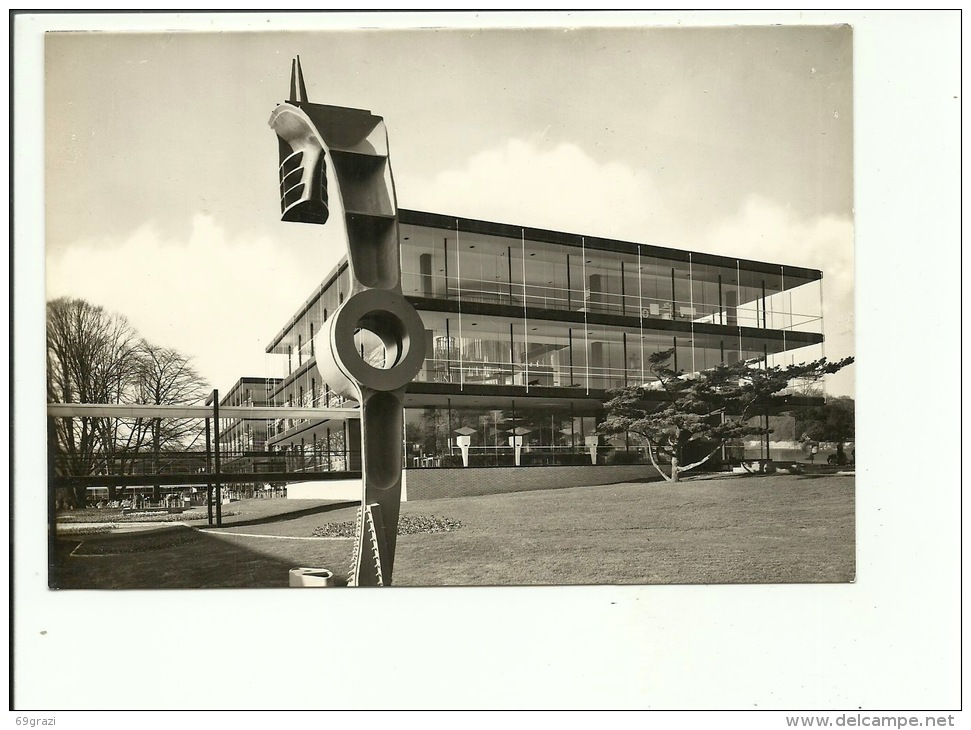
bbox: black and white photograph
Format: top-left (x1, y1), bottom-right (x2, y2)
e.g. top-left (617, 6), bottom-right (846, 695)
top-left (42, 22), bottom-right (857, 590)
top-left (11, 10), bottom-right (960, 715)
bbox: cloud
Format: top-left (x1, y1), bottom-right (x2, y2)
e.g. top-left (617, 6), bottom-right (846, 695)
top-left (400, 139), bottom-right (681, 245)
top-left (46, 213), bottom-right (329, 393)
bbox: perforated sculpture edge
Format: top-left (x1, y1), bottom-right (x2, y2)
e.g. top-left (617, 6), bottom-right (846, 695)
top-left (268, 57), bottom-right (425, 586)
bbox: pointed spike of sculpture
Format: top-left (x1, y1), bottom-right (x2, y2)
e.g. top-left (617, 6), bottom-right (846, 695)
top-left (296, 55), bottom-right (309, 103)
top-left (289, 58), bottom-right (297, 102)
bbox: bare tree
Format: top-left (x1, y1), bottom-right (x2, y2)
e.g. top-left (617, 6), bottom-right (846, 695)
top-left (46, 297), bottom-right (142, 505)
top-left (47, 297), bottom-right (211, 506)
top-left (132, 341), bottom-right (210, 500)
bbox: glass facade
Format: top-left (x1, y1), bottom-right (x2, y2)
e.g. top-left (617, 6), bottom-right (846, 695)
top-left (261, 210), bottom-right (826, 466)
top-left (400, 221), bottom-right (822, 331)
top-left (216, 378), bottom-right (287, 491)
top-left (404, 403), bottom-right (601, 468)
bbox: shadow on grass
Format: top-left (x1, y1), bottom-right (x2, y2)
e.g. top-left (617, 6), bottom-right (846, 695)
top-left (51, 525), bottom-right (353, 589)
top-left (68, 525), bottom-right (201, 555)
top-left (217, 500), bottom-right (359, 528)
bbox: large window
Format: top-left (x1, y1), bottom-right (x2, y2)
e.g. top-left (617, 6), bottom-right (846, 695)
top-left (690, 261), bottom-right (727, 324)
top-left (521, 320), bottom-right (574, 388)
top-left (737, 267), bottom-right (765, 329)
top-left (580, 247), bottom-right (633, 316)
top-left (414, 311), bottom-right (517, 387)
top-left (405, 403), bottom-right (600, 467)
top-left (639, 253), bottom-right (676, 320)
top-left (779, 276), bottom-right (823, 334)
top-left (585, 323), bottom-right (627, 390)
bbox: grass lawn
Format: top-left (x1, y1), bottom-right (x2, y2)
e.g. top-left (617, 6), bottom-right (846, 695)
top-left (51, 473), bottom-right (854, 589)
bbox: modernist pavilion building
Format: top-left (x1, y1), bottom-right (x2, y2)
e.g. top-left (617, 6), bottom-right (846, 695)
top-left (226, 208), bottom-right (825, 499)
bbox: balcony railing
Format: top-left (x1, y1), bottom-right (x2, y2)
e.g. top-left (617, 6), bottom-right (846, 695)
top-left (402, 272), bottom-right (823, 333)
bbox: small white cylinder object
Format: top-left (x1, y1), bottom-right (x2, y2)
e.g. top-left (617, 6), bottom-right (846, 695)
top-left (289, 567), bottom-right (336, 587)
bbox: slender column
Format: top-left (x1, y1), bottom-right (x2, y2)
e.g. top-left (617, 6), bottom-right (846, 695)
top-left (445, 317), bottom-right (452, 383)
top-left (456, 222), bottom-right (464, 390)
top-left (566, 253), bottom-right (572, 309)
top-left (507, 246), bottom-right (514, 303)
top-left (213, 390), bottom-right (222, 527)
top-left (763, 343), bottom-right (770, 461)
top-left (443, 237), bottom-right (450, 299)
top-left (205, 417), bottom-right (213, 526)
top-left (521, 230), bottom-right (529, 392)
top-left (718, 275), bottom-right (723, 325)
top-left (670, 267), bottom-right (676, 315)
top-left (509, 322), bottom-right (515, 385)
top-left (47, 417), bottom-right (57, 577)
top-left (637, 248), bottom-right (644, 382)
top-left (326, 427), bottom-right (332, 470)
top-left (622, 332), bottom-right (628, 387)
top-left (689, 253), bottom-right (696, 372)
top-left (568, 328), bottom-right (574, 384)
top-left (762, 280), bottom-right (767, 328)
top-left (570, 403), bottom-right (576, 450)
top-left (581, 238), bottom-right (589, 393)
top-left (447, 398), bottom-right (453, 452)
top-left (620, 260), bottom-right (626, 316)
top-left (342, 420), bottom-right (348, 468)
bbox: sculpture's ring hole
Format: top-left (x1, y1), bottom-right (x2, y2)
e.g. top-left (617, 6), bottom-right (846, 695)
top-left (352, 310), bottom-right (407, 371)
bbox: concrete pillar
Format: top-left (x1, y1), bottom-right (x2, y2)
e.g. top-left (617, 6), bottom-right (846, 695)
top-left (508, 435), bottom-right (524, 466)
top-left (456, 435), bottom-right (471, 467)
top-left (585, 435), bottom-right (599, 465)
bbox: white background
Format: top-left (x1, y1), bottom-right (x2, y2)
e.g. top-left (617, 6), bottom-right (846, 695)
top-left (8, 10), bottom-right (963, 720)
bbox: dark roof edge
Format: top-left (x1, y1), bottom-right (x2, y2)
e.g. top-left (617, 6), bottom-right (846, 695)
top-left (398, 209), bottom-right (823, 281)
top-left (219, 376), bottom-right (284, 404)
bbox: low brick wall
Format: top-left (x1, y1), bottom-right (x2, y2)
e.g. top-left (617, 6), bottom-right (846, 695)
top-left (402, 464), bottom-right (660, 501)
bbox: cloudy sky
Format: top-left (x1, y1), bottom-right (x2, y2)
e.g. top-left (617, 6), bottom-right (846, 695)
top-left (44, 20), bottom-right (855, 396)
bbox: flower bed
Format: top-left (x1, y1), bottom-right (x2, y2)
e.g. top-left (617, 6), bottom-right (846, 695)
top-left (56, 509), bottom-right (240, 524)
top-left (122, 507), bottom-right (189, 516)
top-left (58, 525), bottom-right (114, 536)
top-left (311, 515), bottom-right (463, 538)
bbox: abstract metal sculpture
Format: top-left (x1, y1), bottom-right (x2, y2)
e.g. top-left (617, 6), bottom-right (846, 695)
top-left (268, 57), bottom-right (425, 586)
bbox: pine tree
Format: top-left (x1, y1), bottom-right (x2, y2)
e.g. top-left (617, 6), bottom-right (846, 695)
top-left (599, 348), bottom-right (854, 482)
